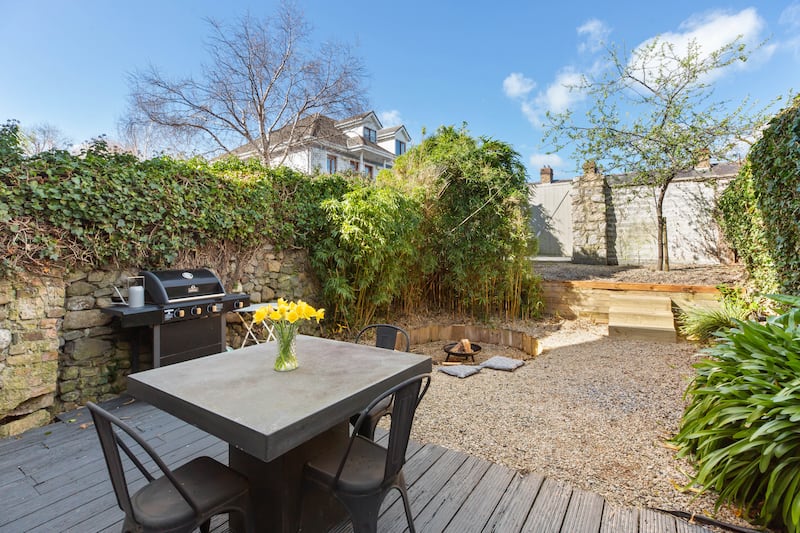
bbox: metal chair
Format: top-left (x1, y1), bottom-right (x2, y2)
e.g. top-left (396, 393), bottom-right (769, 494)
top-left (87, 402), bottom-right (256, 533)
top-left (300, 374), bottom-right (431, 533)
top-left (352, 324), bottom-right (411, 439)
top-left (355, 323), bottom-right (411, 351)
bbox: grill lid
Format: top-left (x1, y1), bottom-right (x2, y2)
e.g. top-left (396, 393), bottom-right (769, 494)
top-left (141, 269), bottom-right (225, 304)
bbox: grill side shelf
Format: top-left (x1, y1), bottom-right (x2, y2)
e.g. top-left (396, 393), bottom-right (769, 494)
top-left (101, 305), bottom-right (162, 328)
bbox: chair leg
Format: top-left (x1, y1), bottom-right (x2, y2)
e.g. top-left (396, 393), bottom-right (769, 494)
top-left (396, 475), bottom-right (416, 533)
top-left (334, 492), bottom-right (383, 533)
top-left (200, 519), bottom-right (211, 533)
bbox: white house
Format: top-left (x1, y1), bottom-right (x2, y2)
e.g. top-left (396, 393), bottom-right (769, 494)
top-left (228, 111), bottom-right (412, 178)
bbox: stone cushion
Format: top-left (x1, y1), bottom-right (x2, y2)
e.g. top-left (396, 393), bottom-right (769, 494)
top-left (437, 365), bottom-right (481, 379)
top-left (480, 356), bottom-right (524, 372)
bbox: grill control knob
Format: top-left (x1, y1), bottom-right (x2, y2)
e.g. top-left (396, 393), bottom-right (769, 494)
top-left (175, 309), bottom-right (185, 318)
top-left (234, 300), bottom-right (245, 309)
top-left (209, 303), bottom-right (223, 313)
top-left (191, 306), bottom-right (203, 316)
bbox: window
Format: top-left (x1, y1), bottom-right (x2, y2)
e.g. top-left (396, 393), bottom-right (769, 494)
top-left (327, 155), bottom-right (337, 174)
top-left (350, 160), bottom-right (359, 172)
top-left (364, 164), bottom-right (374, 179)
top-left (395, 140), bottom-right (406, 155)
top-left (363, 127), bottom-right (377, 143)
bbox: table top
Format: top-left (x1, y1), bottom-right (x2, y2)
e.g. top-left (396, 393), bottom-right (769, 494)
top-left (127, 335), bottom-right (432, 462)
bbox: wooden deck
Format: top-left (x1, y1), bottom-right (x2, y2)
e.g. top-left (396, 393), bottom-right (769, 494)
top-left (0, 396), bottom-right (713, 533)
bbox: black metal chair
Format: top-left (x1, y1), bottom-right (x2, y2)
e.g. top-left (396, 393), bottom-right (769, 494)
top-left (300, 374), bottom-right (431, 533)
top-left (354, 323), bottom-right (411, 352)
top-left (352, 324), bottom-right (412, 439)
top-left (87, 402), bottom-right (256, 533)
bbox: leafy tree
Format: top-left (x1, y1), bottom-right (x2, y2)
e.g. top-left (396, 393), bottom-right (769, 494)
top-left (545, 36), bottom-right (770, 270)
top-left (126, 2), bottom-right (367, 164)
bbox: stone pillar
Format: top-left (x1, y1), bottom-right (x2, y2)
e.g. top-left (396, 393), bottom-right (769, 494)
top-left (540, 166), bottom-right (553, 184)
top-left (571, 161), bottom-right (609, 264)
top-left (0, 275), bottom-right (61, 437)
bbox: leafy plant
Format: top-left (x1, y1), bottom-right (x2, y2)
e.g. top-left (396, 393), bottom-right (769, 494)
top-left (677, 286), bottom-right (760, 342)
top-left (718, 94), bottom-right (800, 295)
top-left (673, 294), bottom-right (800, 531)
top-left (717, 160), bottom-right (780, 294)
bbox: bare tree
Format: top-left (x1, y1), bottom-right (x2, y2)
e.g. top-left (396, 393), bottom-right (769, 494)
top-left (21, 123), bottom-right (72, 155)
top-left (127, 3), bottom-right (368, 165)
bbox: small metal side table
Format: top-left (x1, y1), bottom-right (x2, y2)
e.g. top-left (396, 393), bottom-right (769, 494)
top-left (235, 302), bottom-right (277, 348)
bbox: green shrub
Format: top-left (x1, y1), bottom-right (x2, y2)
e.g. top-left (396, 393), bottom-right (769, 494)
top-left (677, 286), bottom-right (761, 342)
top-left (673, 294), bottom-right (800, 531)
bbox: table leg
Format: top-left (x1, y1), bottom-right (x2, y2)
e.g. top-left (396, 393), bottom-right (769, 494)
top-left (228, 423), bottom-right (348, 533)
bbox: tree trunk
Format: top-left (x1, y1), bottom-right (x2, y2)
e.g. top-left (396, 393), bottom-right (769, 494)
top-left (656, 185), bottom-right (669, 271)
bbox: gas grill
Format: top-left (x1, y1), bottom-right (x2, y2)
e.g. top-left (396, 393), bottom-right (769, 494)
top-left (102, 269), bottom-right (250, 370)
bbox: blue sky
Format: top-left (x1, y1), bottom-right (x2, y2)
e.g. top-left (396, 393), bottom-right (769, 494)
top-left (1, 1), bottom-right (798, 180)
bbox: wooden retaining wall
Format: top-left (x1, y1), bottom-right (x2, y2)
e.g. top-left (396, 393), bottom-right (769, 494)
top-left (542, 280), bottom-right (721, 323)
top-left (407, 325), bottom-right (541, 357)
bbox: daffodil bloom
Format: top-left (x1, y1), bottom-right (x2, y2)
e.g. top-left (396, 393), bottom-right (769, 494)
top-left (251, 299), bottom-right (324, 371)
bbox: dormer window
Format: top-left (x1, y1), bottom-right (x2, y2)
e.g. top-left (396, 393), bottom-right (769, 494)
top-left (363, 127), bottom-right (377, 143)
top-left (395, 140), bottom-right (406, 156)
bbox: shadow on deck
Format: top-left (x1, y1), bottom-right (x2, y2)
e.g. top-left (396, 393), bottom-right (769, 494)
top-left (0, 396), bottom-right (713, 532)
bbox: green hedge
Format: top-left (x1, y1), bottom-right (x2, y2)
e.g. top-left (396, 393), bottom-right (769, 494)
top-left (718, 95), bottom-right (800, 294)
top-left (1, 120), bottom-right (542, 326)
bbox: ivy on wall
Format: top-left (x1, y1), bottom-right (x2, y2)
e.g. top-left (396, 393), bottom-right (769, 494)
top-left (718, 95), bottom-right (800, 295)
top-left (1, 120), bottom-right (543, 326)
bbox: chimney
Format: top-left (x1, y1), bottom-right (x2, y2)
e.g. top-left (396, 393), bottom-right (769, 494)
top-left (696, 148), bottom-right (711, 171)
top-left (540, 166), bottom-right (553, 184)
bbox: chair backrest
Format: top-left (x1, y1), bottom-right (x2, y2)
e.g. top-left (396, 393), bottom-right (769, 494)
top-left (87, 402), bottom-right (201, 519)
top-left (355, 324), bottom-right (411, 352)
top-left (346, 374), bottom-right (430, 483)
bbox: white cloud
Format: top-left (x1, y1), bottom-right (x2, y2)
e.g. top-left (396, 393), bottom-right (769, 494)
top-left (779, 2), bottom-right (800, 58)
top-left (536, 69), bottom-right (585, 115)
top-left (632, 8), bottom-right (770, 82)
top-left (503, 72), bottom-right (536, 99)
top-left (577, 19), bottom-right (610, 53)
top-left (529, 152), bottom-right (564, 171)
top-left (379, 110), bottom-right (403, 127)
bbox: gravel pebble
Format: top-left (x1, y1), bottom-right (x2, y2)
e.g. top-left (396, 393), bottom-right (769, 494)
top-left (404, 318), bottom-right (752, 529)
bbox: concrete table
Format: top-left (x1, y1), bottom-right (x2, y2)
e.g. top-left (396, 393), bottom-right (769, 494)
top-left (126, 334), bottom-right (432, 532)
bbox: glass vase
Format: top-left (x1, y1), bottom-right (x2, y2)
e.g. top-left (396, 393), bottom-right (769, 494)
top-left (274, 324), bottom-right (299, 372)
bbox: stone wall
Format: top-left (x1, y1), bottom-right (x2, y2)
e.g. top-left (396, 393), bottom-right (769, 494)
top-left (551, 164), bottom-right (735, 266)
top-left (0, 274), bottom-right (62, 436)
top-left (571, 161), bottom-right (609, 264)
top-left (0, 245), bottom-right (317, 436)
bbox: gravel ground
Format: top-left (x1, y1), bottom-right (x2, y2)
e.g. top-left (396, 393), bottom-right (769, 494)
top-left (380, 264), bottom-right (755, 529)
top-left (399, 316), bottom-right (754, 529)
top-left (533, 261), bottom-right (747, 286)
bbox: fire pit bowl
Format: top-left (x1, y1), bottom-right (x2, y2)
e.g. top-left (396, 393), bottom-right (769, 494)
top-left (443, 342), bottom-right (482, 363)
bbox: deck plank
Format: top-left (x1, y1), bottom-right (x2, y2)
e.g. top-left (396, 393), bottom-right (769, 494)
top-left (600, 502), bottom-right (639, 533)
top-left (521, 476), bottom-right (573, 533)
top-left (560, 487), bottom-right (606, 533)
top-left (443, 462), bottom-right (516, 532)
top-left (640, 507), bottom-right (678, 533)
top-left (482, 472), bottom-right (544, 532)
top-left (411, 455), bottom-right (492, 531)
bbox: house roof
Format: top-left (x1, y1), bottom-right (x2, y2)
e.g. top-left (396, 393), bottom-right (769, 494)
top-left (225, 110), bottom-right (402, 162)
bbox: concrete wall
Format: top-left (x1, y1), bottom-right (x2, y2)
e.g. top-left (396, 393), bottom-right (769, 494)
top-left (530, 180), bottom-right (573, 257)
top-left (532, 165), bottom-right (735, 266)
top-left (0, 246), bottom-right (319, 436)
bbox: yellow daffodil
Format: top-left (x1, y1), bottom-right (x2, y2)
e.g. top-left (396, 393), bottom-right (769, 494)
top-left (249, 298), bottom-right (324, 372)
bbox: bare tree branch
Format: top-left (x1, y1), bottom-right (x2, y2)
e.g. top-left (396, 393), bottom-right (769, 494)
top-left (125, 2), bottom-right (368, 165)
